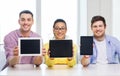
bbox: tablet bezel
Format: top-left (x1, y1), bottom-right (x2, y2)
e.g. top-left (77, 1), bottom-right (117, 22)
top-left (18, 37), bottom-right (42, 56)
top-left (80, 36), bottom-right (93, 55)
top-left (49, 39), bottom-right (73, 57)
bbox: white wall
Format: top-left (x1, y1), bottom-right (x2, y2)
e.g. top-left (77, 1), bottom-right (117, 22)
top-left (87, 0), bottom-right (112, 36)
top-left (40, 0), bottom-right (78, 44)
top-left (113, 0), bottom-right (120, 40)
top-left (0, 0), bottom-right (36, 44)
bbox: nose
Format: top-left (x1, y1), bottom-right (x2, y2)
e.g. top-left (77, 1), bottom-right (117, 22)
top-left (96, 26), bottom-right (100, 30)
top-left (24, 20), bottom-right (29, 24)
top-left (58, 29), bottom-right (62, 31)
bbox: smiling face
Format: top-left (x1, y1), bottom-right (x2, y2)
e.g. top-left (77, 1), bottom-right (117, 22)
top-left (53, 22), bottom-right (67, 40)
top-left (19, 13), bottom-right (34, 33)
top-left (91, 21), bottom-right (106, 39)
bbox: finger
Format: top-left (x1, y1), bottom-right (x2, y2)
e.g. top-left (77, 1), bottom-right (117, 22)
top-left (47, 50), bottom-right (50, 56)
top-left (42, 51), bottom-right (46, 56)
top-left (14, 51), bottom-right (18, 56)
top-left (13, 46), bottom-right (18, 56)
top-left (84, 55), bottom-right (90, 58)
top-left (50, 58), bottom-right (54, 60)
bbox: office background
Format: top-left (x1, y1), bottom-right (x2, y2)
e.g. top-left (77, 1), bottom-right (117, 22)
top-left (0, 0), bottom-right (120, 71)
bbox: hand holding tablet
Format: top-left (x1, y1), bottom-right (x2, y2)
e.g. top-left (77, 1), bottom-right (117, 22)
top-left (18, 38), bottom-right (42, 56)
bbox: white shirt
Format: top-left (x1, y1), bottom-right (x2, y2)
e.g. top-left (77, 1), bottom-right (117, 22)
top-left (94, 39), bottom-right (108, 64)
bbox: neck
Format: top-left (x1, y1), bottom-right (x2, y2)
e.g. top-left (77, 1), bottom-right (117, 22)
top-left (20, 30), bottom-right (30, 37)
top-left (95, 35), bottom-right (105, 41)
top-left (55, 37), bottom-right (65, 40)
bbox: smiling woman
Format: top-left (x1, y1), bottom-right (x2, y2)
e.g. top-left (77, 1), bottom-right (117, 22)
top-left (41, 0), bottom-right (78, 44)
top-left (0, 0), bottom-right (36, 44)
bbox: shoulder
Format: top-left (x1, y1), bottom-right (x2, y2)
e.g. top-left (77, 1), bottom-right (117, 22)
top-left (31, 31), bottom-right (40, 37)
top-left (73, 43), bottom-right (78, 51)
top-left (44, 43), bottom-right (49, 46)
top-left (4, 29), bottom-right (19, 43)
top-left (105, 35), bottom-right (120, 44)
top-left (43, 43), bottom-right (49, 51)
top-left (4, 29), bottom-right (18, 39)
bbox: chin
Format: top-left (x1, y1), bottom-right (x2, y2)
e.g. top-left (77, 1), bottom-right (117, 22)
top-left (24, 28), bottom-right (30, 31)
top-left (95, 35), bottom-right (104, 38)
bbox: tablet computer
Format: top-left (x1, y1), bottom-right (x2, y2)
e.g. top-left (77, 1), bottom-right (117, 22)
top-left (49, 40), bottom-right (73, 57)
top-left (80, 36), bottom-right (93, 55)
top-left (18, 37), bottom-right (42, 56)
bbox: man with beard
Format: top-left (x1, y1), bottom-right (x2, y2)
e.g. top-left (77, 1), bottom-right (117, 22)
top-left (81, 15), bottom-right (120, 67)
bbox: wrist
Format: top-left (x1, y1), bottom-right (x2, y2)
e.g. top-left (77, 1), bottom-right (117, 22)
top-left (84, 55), bottom-right (90, 58)
top-left (67, 58), bottom-right (72, 61)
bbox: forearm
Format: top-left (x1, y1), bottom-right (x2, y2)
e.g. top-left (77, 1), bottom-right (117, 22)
top-left (45, 56), bottom-right (55, 67)
top-left (33, 56), bottom-right (43, 66)
top-left (67, 58), bottom-right (76, 67)
top-left (8, 56), bottom-right (19, 67)
top-left (68, 44), bottom-right (77, 67)
top-left (81, 57), bottom-right (90, 67)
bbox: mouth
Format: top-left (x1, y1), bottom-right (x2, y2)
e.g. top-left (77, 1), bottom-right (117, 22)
top-left (96, 30), bottom-right (102, 34)
top-left (23, 25), bottom-right (29, 29)
top-left (57, 33), bottom-right (64, 36)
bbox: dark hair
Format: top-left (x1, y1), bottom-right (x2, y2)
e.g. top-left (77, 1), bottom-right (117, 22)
top-left (91, 15), bottom-right (106, 27)
top-left (53, 19), bottom-right (67, 28)
top-left (19, 10), bottom-right (33, 18)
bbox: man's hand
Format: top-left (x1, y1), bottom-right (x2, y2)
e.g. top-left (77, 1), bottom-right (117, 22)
top-left (13, 46), bottom-right (19, 56)
top-left (9, 46), bottom-right (19, 67)
top-left (81, 55), bottom-right (90, 67)
top-left (34, 56), bottom-right (43, 67)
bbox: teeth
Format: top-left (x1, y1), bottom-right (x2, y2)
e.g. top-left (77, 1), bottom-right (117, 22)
top-left (24, 25), bottom-right (28, 28)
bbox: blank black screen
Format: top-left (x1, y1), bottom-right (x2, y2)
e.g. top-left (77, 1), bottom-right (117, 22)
top-left (21, 39), bottom-right (40, 54)
top-left (49, 40), bottom-right (73, 57)
top-left (80, 36), bottom-right (93, 55)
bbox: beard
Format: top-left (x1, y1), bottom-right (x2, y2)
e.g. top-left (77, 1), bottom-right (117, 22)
top-left (94, 33), bottom-right (105, 41)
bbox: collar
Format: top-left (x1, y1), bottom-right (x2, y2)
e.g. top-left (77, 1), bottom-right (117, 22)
top-left (17, 29), bottom-right (32, 37)
top-left (52, 35), bottom-right (69, 40)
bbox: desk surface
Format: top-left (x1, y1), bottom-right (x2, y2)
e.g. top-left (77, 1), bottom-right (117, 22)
top-left (0, 63), bottom-right (120, 76)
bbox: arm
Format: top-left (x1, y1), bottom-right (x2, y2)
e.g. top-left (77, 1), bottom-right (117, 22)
top-left (4, 36), bottom-right (19, 67)
top-left (67, 44), bottom-right (77, 67)
top-left (44, 43), bottom-right (55, 67)
top-left (9, 46), bottom-right (19, 67)
top-left (8, 56), bottom-right (19, 67)
top-left (45, 55), bottom-right (55, 67)
top-left (33, 48), bottom-right (46, 67)
top-left (81, 55), bottom-right (90, 67)
top-left (33, 56), bottom-right (43, 67)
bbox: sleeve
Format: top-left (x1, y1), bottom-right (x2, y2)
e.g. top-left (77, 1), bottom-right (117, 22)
top-left (4, 35), bottom-right (17, 62)
top-left (67, 44), bottom-right (77, 67)
top-left (44, 43), bottom-right (55, 67)
top-left (114, 38), bottom-right (120, 62)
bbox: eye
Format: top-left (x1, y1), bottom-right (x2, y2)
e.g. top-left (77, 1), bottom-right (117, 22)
top-left (27, 18), bottom-right (32, 21)
top-left (92, 25), bottom-right (97, 28)
top-left (61, 28), bottom-right (65, 30)
top-left (99, 25), bottom-right (103, 27)
top-left (20, 18), bottom-right (25, 21)
top-left (54, 28), bottom-right (59, 30)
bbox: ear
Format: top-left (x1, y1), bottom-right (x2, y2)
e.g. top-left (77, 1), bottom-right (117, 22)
top-left (53, 28), bottom-right (55, 34)
top-left (32, 19), bottom-right (34, 25)
top-left (65, 29), bottom-right (67, 34)
top-left (91, 26), bottom-right (93, 30)
top-left (104, 25), bottom-right (107, 29)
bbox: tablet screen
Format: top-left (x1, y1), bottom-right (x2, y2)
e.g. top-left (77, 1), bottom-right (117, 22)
top-left (18, 38), bottom-right (42, 56)
top-left (49, 40), bottom-right (73, 57)
top-left (80, 36), bottom-right (93, 55)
